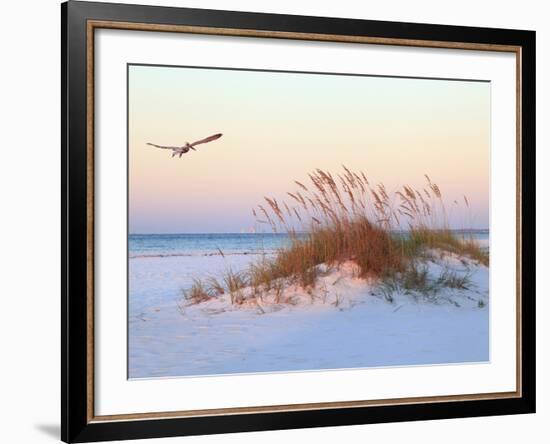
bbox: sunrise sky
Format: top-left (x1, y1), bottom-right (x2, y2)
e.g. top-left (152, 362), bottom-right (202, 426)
top-left (128, 64), bottom-right (490, 234)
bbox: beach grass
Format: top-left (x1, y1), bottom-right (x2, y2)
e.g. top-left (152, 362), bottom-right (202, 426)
top-left (183, 166), bottom-right (487, 306)
top-left (183, 278), bottom-right (214, 304)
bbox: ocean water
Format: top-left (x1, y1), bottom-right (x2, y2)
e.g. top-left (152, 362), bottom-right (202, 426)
top-left (129, 233), bottom-right (300, 258)
top-left (129, 230), bottom-right (489, 258)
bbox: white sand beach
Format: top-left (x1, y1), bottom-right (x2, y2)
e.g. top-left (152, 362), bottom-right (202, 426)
top-left (129, 250), bottom-right (489, 378)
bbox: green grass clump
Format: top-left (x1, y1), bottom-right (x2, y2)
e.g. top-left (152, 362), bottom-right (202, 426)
top-left (403, 228), bottom-right (488, 266)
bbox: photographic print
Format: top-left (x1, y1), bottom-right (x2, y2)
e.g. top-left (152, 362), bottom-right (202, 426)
top-left (128, 64), bottom-right (490, 379)
top-left (62, 5), bottom-right (535, 440)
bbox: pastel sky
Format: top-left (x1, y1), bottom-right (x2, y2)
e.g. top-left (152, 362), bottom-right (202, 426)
top-left (128, 64), bottom-right (490, 234)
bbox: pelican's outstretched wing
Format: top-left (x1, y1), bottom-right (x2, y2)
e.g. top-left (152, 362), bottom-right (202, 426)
top-left (189, 133), bottom-right (223, 148)
top-left (147, 142), bottom-right (179, 150)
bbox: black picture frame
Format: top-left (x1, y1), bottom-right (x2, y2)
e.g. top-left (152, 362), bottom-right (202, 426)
top-left (61, 1), bottom-right (536, 442)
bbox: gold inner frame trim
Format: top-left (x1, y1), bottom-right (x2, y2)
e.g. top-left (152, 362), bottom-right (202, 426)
top-left (86, 19), bottom-right (523, 423)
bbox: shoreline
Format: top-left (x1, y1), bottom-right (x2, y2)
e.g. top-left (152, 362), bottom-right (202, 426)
top-left (129, 234), bottom-right (490, 261)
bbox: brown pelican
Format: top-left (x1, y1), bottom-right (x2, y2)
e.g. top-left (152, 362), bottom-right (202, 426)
top-left (147, 133), bottom-right (223, 157)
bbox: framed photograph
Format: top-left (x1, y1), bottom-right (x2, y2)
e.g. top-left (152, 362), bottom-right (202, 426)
top-left (61, 1), bottom-right (536, 442)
